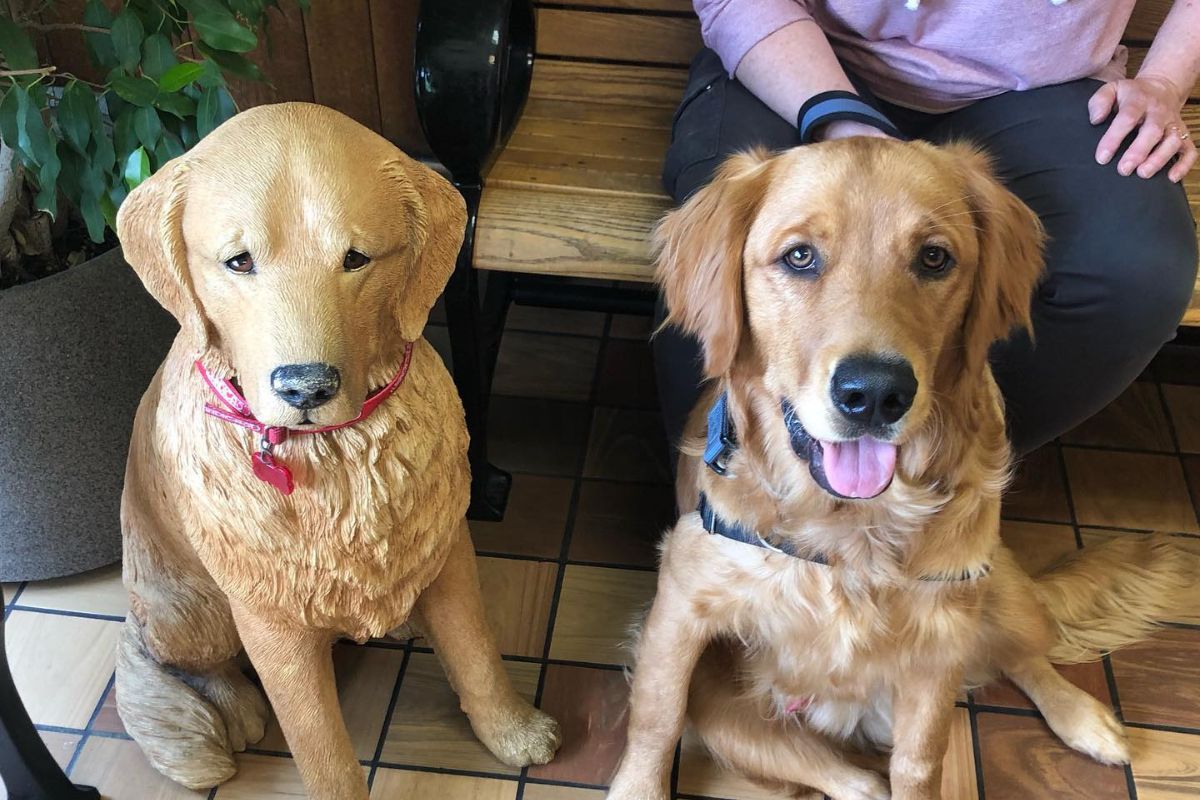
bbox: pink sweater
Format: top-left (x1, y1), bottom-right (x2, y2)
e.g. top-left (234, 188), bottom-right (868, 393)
top-left (695, 0), bottom-right (1136, 112)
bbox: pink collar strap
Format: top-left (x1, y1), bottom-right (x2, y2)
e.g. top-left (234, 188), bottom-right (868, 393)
top-left (193, 341), bottom-right (415, 495)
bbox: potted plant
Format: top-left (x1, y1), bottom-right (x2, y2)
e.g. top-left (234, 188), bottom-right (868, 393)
top-left (0, 0), bottom-right (303, 580)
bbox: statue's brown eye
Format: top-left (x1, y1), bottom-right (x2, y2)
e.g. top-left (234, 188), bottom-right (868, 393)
top-left (919, 245), bottom-right (953, 274)
top-left (224, 252), bottom-right (255, 274)
top-left (343, 250), bottom-right (371, 272)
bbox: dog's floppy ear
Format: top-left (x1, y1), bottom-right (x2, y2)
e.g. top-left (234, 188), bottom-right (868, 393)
top-left (952, 145), bottom-right (1046, 374)
top-left (385, 156), bottom-right (467, 342)
top-left (116, 158), bottom-right (208, 350)
top-left (654, 148), bottom-right (771, 379)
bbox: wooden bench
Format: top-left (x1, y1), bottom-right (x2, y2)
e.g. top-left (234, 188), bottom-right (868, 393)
top-left (414, 0), bottom-right (1200, 519)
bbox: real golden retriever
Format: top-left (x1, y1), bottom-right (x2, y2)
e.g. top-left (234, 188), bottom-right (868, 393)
top-left (606, 139), bottom-right (1196, 800)
top-left (115, 102), bottom-right (560, 799)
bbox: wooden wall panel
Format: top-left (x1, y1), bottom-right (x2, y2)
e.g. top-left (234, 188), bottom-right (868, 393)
top-left (368, 0), bottom-right (427, 154)
top-left (304, 0), bottom-right (380, 130)
top-left (228, 3), bottom-right (314, 108)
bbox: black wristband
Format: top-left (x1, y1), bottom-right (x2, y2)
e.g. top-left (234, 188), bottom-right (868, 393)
top-left (797, 90), bottom-right (904, 144)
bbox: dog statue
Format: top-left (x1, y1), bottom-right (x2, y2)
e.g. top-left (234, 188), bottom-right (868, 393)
top-left (114, 102), bottom-right (561, 799)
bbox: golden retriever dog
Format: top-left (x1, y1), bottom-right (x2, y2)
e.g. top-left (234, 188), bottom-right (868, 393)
top-left (606, 139), bottom-right (1196, 800)
top-left (114, 102), bottom-right (560, 799)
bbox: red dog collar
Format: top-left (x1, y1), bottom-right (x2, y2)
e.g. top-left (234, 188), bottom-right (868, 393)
top-left (194, 341), bottom-right (415, 495)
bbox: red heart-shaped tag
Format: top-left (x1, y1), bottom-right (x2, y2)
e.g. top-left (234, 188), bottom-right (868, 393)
top-left (252, 451), bottom-right (294, 495)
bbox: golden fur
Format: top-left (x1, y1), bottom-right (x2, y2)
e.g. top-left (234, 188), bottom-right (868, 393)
top-left (607, 139), bottom-right (1197, 800)
top-left (115, 103), bottom-right (560, 799)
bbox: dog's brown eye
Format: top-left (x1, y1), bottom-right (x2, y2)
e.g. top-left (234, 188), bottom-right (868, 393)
top-left (343, 250), bottom-right (371, 272)
top-left (782, 244), bottom-right (819, 273)
top-left (224, 253), bottom-right (255, 274)
top-left (919, 246), bottom-right (953, 274)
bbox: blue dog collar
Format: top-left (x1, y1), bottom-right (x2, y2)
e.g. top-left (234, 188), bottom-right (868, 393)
top-left (797, 91), bottom-right (904, 144)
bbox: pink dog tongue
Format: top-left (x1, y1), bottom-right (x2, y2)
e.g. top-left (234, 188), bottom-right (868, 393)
top-left (820, 437), bottom-right (897, 499)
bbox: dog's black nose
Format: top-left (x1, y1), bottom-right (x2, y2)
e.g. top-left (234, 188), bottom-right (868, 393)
top-left (830, 355), bottom-right (917, 428)
top-left (270, 363), bottom-right (341, 410)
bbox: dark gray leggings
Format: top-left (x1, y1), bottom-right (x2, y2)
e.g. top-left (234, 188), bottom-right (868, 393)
top-left (654, 49), bottom-right (1198, 455)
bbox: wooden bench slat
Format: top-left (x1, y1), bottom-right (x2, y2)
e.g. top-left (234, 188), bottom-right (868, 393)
top-left (522, 95), bottom-right (675, 129)
top-left (476, 186), bottom-right (668, 280)
top-left (1125, 0), bottom-right (1170, 41)
top-left (535, 8), bottom-right (701, 65)
top-left (1123, 48), bottom-right (1200, 100)
top-left (508, 117), bottom-right (672, 160)
top-left (535, 0), bottom-right (694, 13)
top-left (490, 150), bottom-right (667, 196)
top-left (529, 61), bottom-right (689, 108)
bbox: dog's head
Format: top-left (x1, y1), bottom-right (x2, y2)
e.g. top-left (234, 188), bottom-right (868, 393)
top-left (117, 102), bottom-right (465, 428)
top-left (657, 139), bottom-right (1044, 499)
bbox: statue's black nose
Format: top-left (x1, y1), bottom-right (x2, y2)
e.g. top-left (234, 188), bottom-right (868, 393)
top-left (830, 355), bottom-right (917, 428)
top-left (270, 363), bottom-right (341, 410)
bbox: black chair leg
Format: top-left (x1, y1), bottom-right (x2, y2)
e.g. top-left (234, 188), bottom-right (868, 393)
top-left (0, 615), bottom-right (99, 800)
top-left (444, 183), bottom-right (512, 521)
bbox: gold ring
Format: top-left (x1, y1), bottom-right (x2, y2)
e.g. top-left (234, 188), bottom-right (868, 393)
top-left (1170, 124), bottom-right (1191, 141)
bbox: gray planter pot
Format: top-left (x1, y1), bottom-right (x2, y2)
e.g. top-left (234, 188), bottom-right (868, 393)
top-left (0, 249), bottom-right (177, 581)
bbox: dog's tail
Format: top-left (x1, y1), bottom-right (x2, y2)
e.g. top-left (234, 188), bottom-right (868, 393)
top-left (1034, 534), bottom-right (1198, 664)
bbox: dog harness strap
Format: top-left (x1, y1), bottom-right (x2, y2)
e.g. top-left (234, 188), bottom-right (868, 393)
top-left (704, 391), bottom-right (738, 475)
top-left (193, 341), bottom-right (415, 495)
top-left (796, 91), bottom-right (905, 144)
top-left (697, 492), bottom-right (830, 565)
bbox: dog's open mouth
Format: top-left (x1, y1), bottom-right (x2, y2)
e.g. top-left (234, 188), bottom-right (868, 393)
top-left (781, 399), bottom-right (897, 500)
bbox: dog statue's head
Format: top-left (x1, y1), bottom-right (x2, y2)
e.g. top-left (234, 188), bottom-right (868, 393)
top-left (656, 139), bottom-right (1044, 499)
top-left (117, 102), bottom-right (465, 429)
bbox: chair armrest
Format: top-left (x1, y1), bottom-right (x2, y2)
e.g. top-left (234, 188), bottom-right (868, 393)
top-left (414, 0), bottom-right (535, 185)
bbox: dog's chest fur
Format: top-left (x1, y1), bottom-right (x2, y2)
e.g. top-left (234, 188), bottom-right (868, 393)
top-left (154, 340), bottom-right (469, 640)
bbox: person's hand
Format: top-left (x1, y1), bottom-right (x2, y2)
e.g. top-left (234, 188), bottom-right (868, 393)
top-left (819, 120), bottom-right (896, 141)
top-left (1088, 74), bottom-right (1196, 182)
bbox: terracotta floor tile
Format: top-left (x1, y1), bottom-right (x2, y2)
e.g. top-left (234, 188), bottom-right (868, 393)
top-left (489, 396), bottom-right (592, 477)
top-left (6, 610), bottom-right (118, 728)
top-left (18, 563), bottom-right (127, 617)
top-left (528, 665), bottom-right (629, 785)
top-left (369, 768), bottom-right (518, 799)
top-left (1164, 384), bottom-right (1200, 454)
top-left (378, 652), bottom-right (541, 774)
top-left (1185, 457), bottom-right (1200, 518)
top-left (549, 565), bottom-right (658, 666)
top-left (677, 726), bottom-right (815, 800)
top-left (608, 313), bottom-right (652, 340)
top-left (493, 332), bottom-right (600, 403)
top-left (506, 304), bottom-right (607, 337)
top-left (476, 556), bottom-right (558, 658)
top-left (595, 338), bottom-right (659, 410)
top-left (998, 520), bottom-right (1079, 576)
top-left (523, 784), bottom-right (606, 800)
top-left (1062, 382), bottom-right (1175, 452)
top-left (92, 682), bottom-right (124, 734)
top-left (70, 737), bottom-right (207, 799)
top-left (1110, 628), bottom-right (1200, 729)
top-left (257, 643), bottom-right (403, 759)
top-left (972, 661), bottom-right (1112, 711)
top-left (1003, 445), bottom-right (1072, 523)
top-left (568, 480), bottom-right (674, 568)
top-left (1063, 449), bottom-right (1199, 533)
top-left (1078, 530), bottom-right (1200, 625)
top-left (471, 475), bottom-right (573, 559)
top-left (215, 753), bottom-right (314, 798)
top-left (976, 712), bottom-right (1129, 799)
top-left (583, 407), bottom-right (672, 484)
top-left (1128, 725), bottom-right (1200, 798)
top-left (942, 707), bottom-right (981, 800)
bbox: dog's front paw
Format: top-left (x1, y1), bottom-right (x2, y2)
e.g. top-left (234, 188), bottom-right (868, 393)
top-left (476, 704), bottom-right (562, 767)
top-left (1054, 697), bottom-right (1130, 765)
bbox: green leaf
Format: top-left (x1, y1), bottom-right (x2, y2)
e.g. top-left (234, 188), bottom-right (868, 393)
top-left (229, 0), bottom-right (268, 26)
top-left (0, 16), bottom-right (38, 70)
top-left (111, 75), bottom-right (158, 107)
top-left (90, 126), bottom-right (116, 175)
top-left (296, 0), bottom-right (310, 11)
top-left (83, 0), bottom-right (118, 69)
top-left (124, 146), bottom-right (151, 191)
top-left (196, 44), bottom-right (263, 82)
top-left (113, 108), bottom-right (139, 158)
top-left (196, 85), bottom-right (219, 138)
top-left (154, 128), bottom-right (185, 166)
top-left (129, 0), bottom-right (169, 35)
top-left (193, 10), bottom-right (258, 53)
top-left (111, 9), bottom-right (145, 73)
top-left (177, 118), bottom-right (198, 149)
top-left (158, 62), bottom-right (205, 92)
top-left (80, 191), bottom-right (107, 242)
top-left (153, 92), bottom-right (196, 118)
top-left (57, 82), bottom-right (95, 154)
top-left (132, 106), bottom-right (162, 151)
top-left (36, 157), bottom-right (61, 217)
top-left (17, 85), bottom-right (61, 215)
top-left (100, 191), bottom-right (119, 231)
top-left (0, 89), bottom-right (19, 152)
top-left (141, 34), bottom-right (178, 80)
top-left (215, 85), bottom-right (236, 124)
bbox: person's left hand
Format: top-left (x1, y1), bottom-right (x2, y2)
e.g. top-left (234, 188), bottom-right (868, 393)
top-left (1088, 74), bottom-right (1196, 182)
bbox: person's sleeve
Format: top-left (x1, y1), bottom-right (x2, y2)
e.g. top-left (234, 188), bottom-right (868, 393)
top-left (694, 0), bottom-right (813, 76)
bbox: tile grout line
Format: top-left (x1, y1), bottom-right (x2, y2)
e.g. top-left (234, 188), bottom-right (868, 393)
top-left (1153, 379), bottom-right (1184, 456)
top-left (1155, 378), bottom-right (1200, 531)
top-left (365, 639), bottom-right (413, 789)
top-left (1102, 656), bottom-right (1140, 800)
top-left (1053, 440), bottom-right (1085, 551)
top-left (6, 605), bottom-right (125, 623)
top-left (63, 670), bottom-right (116, 778)
top-left (3, 581), bottom-right (27, 621)
top-left (967, 704), bottom-right (987, 800)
